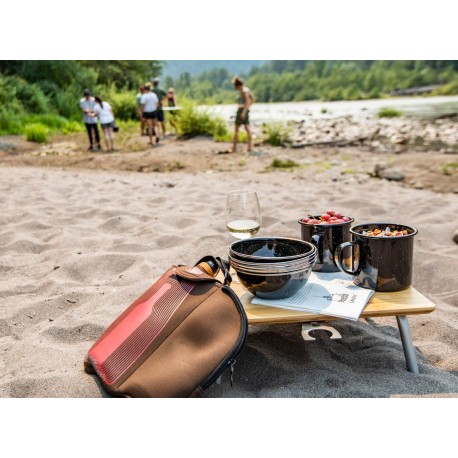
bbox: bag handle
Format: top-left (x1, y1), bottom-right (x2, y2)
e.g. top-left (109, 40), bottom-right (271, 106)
top-left (194, 255), bottom-right (233, 286)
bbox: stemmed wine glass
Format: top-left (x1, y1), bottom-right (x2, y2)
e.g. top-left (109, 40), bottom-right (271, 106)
top-left (226, 189), bottom-right (261, 240)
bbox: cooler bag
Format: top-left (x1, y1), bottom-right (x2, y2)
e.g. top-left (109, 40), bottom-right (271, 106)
top-left (84, 256), bottom-right (248, 397)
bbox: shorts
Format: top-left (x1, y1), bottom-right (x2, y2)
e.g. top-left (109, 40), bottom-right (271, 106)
top-left (235, 108), bottom-right (249, 126)
top-left (143, 111), bottom-right (157, 120)
top-left (101, 121), bottom-right (115, 129)
top-left (157, 109), bottom-right (165, 122)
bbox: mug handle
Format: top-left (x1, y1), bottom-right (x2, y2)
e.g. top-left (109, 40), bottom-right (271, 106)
top-left (311, 234), bottom-right (323, 264)
top-left (334, 242), bottom-right (358, 275)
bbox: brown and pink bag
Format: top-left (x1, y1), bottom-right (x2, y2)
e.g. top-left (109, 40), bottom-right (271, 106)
top-left (84, 256), bottom-right (248, 397)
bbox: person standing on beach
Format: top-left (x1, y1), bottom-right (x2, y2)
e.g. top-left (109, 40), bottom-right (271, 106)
top-left (136, 85), bottom-right (147, 136)
top-left (141, 83), bottom-right (159, 146)
top-left (80, 89), bottom-right (101, 151)
top-left (91, 96), bottom-right (116, 152)
top-left (231, 76), bottom-right (254, 153)
top-left (166, 87), bottom-right (178, 135)
top-left (152, 77), bottom-right (167, 137)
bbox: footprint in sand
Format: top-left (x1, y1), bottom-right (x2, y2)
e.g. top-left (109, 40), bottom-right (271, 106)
top-left (56, 254), bottom-right (138, 284)
top-left (43, 323), bottom-right (105, 344)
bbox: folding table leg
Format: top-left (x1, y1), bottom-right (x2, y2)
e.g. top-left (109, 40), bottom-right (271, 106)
top-left (396, 315), bottom-right (419, 374)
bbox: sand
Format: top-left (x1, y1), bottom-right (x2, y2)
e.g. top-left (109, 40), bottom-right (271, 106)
top-left (1, 163), bottom-right (457, 398)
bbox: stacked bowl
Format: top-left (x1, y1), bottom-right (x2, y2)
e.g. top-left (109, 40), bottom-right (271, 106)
top-left (229, 237), bottom-right (317, 299)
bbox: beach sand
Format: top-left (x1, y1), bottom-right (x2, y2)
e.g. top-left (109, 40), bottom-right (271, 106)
top-left (1, 160), bottom-right (457, 397)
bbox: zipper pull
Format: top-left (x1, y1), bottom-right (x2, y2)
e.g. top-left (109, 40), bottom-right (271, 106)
top-left (228, 359), bottom-right (236, 387)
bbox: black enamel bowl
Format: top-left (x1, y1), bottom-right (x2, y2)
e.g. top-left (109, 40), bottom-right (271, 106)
top-left (229, 252), bottom-right (317, 274)
top-left (229, 237), bottom-right (315, 263)
top-left (235, 265), bottom-right (314, 299)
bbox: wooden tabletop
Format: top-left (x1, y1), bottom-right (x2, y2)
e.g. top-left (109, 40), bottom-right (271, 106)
top-left (228, 277), bottom-right (436, 325)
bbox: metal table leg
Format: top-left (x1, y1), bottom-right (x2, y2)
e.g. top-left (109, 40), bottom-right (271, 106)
top-left (396, 315), bottom-right (419, 374)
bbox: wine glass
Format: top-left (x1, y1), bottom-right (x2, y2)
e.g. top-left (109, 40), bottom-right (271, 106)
top-left (226, 189), bottom-right (261, 240)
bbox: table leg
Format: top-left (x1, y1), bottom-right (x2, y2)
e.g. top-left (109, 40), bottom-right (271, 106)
top-left (396, 315), bottom-right (419, 374)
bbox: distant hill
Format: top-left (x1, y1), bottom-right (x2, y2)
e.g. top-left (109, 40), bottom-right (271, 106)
top-left (162, 60), bottom-right (266, 78)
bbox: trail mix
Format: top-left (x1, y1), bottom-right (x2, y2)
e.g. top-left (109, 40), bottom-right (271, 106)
top-left (363, 227), bottom-right (409, 237)
top-left (301, 210), bottom-right (351, 225)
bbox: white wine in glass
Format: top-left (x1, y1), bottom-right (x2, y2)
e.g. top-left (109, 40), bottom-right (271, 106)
top-left (226, 190), bottom-right (261, 239)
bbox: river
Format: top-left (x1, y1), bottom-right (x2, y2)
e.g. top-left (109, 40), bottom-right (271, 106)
top-left (204, 95), bottom-right (458, 123)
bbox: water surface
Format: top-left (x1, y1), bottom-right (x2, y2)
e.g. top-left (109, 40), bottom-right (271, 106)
top-left (204, 95), bottom-right (458, 123)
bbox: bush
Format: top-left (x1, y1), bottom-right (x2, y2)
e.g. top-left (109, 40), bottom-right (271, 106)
top-left (24, 123), bottom-right (49, 143)
top-left (433, 78), bottom-right (458, 96)
top-left (378, 107), bottom-right (403, 118)
top-left (175, 105), bottom-right (229, 139)
top-left (29, 114), bottom-right (69, 130)
top-left (62, 121), bottom-right (84, 134)
top-left (0, 110), bottom-right (24, 135)
top-left (56, 89), bottom-right (81, 119)
top-left (0, 75), bottom-right (49, 114)
top-left (109, 91), bottom-right (138, 121)
top-left (262, 122), bottom-right (292, 146)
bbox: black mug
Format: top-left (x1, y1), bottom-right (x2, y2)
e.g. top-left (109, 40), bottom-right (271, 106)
top-left (298, 216), bottom-right (354, 272)
top-left (334, 223), bottom-right (418, 292)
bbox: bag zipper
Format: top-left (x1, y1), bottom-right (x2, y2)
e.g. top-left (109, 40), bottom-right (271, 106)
top-left (200, 286), bottom-right (248, 390)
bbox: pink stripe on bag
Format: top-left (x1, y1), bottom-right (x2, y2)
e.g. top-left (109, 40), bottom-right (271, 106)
top-left (90, 283), bottom-right (171, 365)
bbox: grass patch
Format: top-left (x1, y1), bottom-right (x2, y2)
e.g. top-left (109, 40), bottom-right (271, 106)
top-left (24, 123), bottom-right (49, 143)
top-left (214, 130), bottom-right (248, 143)
top-left (262, 122), bottom-right (292, 146)
top-left (442, 162), bottom-right (458, 176)
top-left (167, 161), bottom-right (185, 172)
top-left (321, 108), bottom-right (329, 114)
top-left (378, 107), bottom-right (403, 118)
top-left (269, 158), bottom-right (300, 170)
top-left (342, 168), bottom-right (357, 174)
top-left (311, 161), bottom-right (332, 172)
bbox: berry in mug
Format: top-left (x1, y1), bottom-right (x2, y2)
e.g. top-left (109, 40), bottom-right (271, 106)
top-left (300, 210), bottom-right (351, 225)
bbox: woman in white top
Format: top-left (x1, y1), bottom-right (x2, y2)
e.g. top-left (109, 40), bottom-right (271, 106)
top-left (140, 84), bottom-right (159, 146)
top-left (92, 96), bottom-right (116, 152)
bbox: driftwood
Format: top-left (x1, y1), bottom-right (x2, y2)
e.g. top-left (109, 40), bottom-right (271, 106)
top-left (290, 136), bottom-right (369, 149)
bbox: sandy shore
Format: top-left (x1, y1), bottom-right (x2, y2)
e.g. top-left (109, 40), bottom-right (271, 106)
top-left (1, 163), bottom-right (457, 397)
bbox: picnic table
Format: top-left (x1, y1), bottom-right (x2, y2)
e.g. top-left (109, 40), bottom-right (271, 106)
top-left (230, 277), bottom-right (435, 375)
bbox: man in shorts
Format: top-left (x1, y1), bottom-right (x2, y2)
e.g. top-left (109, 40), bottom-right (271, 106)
top-left (152, 77), bottom-right (167, 138)
top-left (80, 88), bottom-right (101, 151)
top-left (136, 85), bottom-right (147, 135)
top-left (140, 84), bottom-right (159, 146)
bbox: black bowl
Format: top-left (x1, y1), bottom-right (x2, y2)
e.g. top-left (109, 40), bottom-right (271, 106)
top-left (229, 237), bottom-right (314, 263)
top-left (229, 254), bottom-right (317, 275)
top-left (236, 266), bottom-right (313, 299)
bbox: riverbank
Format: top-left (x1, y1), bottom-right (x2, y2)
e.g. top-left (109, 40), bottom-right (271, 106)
top-left (1, 113), bottom-right (457, 194)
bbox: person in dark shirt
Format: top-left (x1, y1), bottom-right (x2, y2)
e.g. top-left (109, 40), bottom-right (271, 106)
top-left (152, 77), bottom-right (167, 137)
